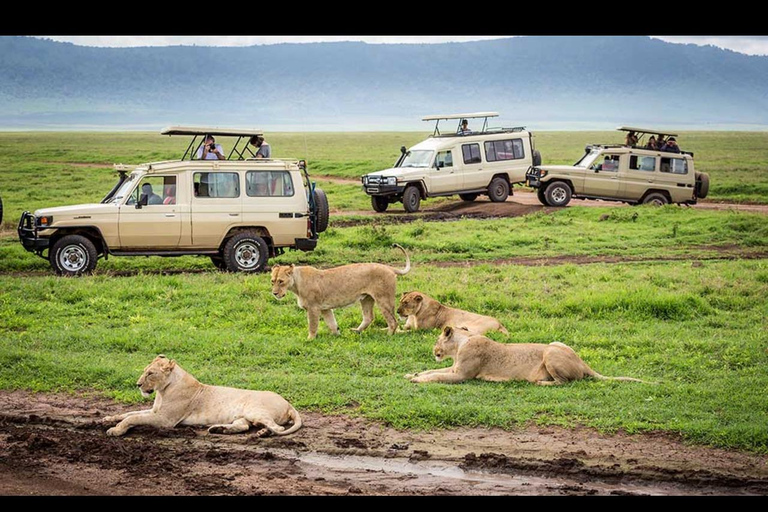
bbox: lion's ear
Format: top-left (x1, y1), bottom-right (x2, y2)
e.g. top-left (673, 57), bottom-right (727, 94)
top-left (443, 326), bottom-right (453, 337)
top-left (168, 360), bottom-right (177, 370)
top-left (415, 295), bottom-right (423, 302)
top-left (285, 265), bottom-right (294, 275)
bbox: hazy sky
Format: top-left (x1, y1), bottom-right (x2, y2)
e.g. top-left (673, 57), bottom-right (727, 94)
top-left (34, 36), bottom-right (768, 56)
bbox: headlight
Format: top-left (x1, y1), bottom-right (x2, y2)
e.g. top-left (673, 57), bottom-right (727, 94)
top-left (362, 176), bottom-right (368, 185)
top-left (37, 215), bottom-right (54, 227)
top-left (385, 177), bottom-right (397, 186)
top-left (540, 170), bottom-right (548, 177)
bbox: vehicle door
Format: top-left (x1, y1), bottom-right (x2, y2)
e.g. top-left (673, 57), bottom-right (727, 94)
top-left (190, 170), bottom-right (242, 248)
top-left (243, 170), bottom-right (307, 246)
top-left (118, 174), bottom-right (181, 248)
top-left (585, 153), bottom-right (622, 197)
top-left (482, 137), bottom-right (528, 186)
top-left (428, 149), bottom-right (461, 193)
top-left (658, 156), bottom-right (691, 202)
top-left (621, 154), bottom-right (658, 199)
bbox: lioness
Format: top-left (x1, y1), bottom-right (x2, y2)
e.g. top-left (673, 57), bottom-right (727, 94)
top-left (398, 291), bottom-right (508, 335)
top-left (407, 327), bottom-right (647, 385)
top-left (271, 244), bottom-right (411, 339)
top-left (103, 355), bottom-right (302, 437)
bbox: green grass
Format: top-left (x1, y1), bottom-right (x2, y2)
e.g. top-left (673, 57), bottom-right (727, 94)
top-left (1, 131), bottom-right (768, 230)
top-left (1, 260), bottom-right (767, 452)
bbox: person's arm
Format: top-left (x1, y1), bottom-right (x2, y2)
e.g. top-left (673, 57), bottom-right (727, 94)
top-left (213, 144), bottom-right (225, 160)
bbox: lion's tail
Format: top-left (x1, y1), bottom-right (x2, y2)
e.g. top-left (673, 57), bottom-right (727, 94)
top-left (390, 244), bottom-right (411, 276)
top-left (278, 405), bottom-right (303, 436)
top-left (588, 370), bottom-right (655, 385)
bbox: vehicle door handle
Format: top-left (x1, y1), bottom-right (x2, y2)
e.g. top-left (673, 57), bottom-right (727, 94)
top-left (165, 214), bottom-right (176, 217)
top-left (229, 213), bottom-right (239, 217)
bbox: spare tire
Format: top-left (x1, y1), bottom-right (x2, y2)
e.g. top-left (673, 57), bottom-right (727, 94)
top-left (532, 150), bottom-right (542, 167)
top-left (695, 172), bottom-right (710, 199)
top-left (313, 188), bottom-right (329, 233)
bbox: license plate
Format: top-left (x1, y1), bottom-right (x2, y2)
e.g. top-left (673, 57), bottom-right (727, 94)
top-left (367, 187), bottom-right (379, 193)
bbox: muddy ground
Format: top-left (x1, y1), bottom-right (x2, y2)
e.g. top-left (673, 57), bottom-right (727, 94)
top-left (1, 391), bottom-right (766, 496)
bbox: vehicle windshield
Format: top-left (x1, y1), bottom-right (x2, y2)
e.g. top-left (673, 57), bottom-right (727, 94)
top-left (109, 172), bottom-right (140, 203)
top-left (399, 150), bottom-right (434, 168)
top-left (575, 150), bottom-right (601, 168)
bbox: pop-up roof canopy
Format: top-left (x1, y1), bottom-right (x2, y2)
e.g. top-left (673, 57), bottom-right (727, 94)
top-left (421, 112), bottom-right (501, 136)
top-left (161, 126), bottom-right (265, 161)
top-left (618, 126), bottom-right (679, 138)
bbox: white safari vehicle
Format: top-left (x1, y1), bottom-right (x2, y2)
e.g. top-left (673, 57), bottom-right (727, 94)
top-left (18, 127), bottom-right (329, 276)
top-left (361, 112), bottom-right (542, 212)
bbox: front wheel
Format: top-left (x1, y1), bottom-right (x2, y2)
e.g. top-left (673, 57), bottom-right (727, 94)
top-left (544, 181), bottom-right (572, 207)
top-left (402, 186), bottom-right (421, 213)
top-left (459, 193), bottom-right (478, 202)
top-left (371, 195), bottom-right (389, 213)
top-left (50, 234), bottom-right (98, 276)
top-left (488, 177), bottom-right (510, 203)
top-left (223, 232), bottom-right (269, 273)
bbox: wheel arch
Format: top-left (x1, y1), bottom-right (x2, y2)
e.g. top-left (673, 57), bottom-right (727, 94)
top-left (639, 189), bottom-right (672, 203)
top-left (49, 226), bottom-right (109, 257)
top-left (219, 226), bottom-right (274, 255)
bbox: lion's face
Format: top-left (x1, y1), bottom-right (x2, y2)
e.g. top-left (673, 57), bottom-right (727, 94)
top-left (434, 326), bottom-right (471, 362)
top-left (397, 291), bottom-right (425, 317)
top-left (137, 355), bottom-right (176, 398)
top-left (270, 265), bottom-right (295, 299)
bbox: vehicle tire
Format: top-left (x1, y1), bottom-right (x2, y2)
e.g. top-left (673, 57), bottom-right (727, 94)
top-left (402, 186), bottom-right (421, 213)
top-left (488, 177), bottom-right (510, 203)
top-left (695, 172), bottom-right (710, 199)
top-left (459, 193), bottom-right (478, 202)
top-left (50, 234), bottom-right (98, 276)
top-left (0, 195), bottom-right (3, 225)
top-left (544, 181), bottom-right (572, 207)
top-left (371, 195), bottom-right (389, 213)
top-left (642, 192), bottom-right (669, 206)
top-left (210, 255), bottom-right (228, 271)
top-left (313, 188), bottom-right (329, 233)
top-left (223, 232), bottom-right (269, 273)
top-left (536, 188), bottom-right (548, 206)
top-left (532, 150), bottom-right (542, 167)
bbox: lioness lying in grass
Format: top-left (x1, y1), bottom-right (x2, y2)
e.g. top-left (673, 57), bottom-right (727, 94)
top-left (271, 244), bottom-right (411, 339)
top-left (104, 355), bottom-right (302, 437)
top-left (397, 291), bottom-right (508, 335)
top-left (407, 327), bottom-right (647, 385)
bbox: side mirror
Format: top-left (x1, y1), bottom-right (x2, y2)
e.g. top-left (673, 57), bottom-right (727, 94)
top-left (434, 160), bottom-right (443, 169)
top-left (137, 194), bottom-right (149, 208)
top-left (400, 146), bottom-right (407, 155)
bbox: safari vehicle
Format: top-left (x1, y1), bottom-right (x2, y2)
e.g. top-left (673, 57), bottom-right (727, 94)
top-left (526, 127), bottom-right (710, 207)
top-left (362, 112), bottom-right (542, 213)
top-left (18, 127), bottom-right (329, 276)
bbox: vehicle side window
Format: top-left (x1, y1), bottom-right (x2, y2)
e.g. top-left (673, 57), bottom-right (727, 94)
top-left (246, 171), bottom-right (295, 197)
top-left (629, 155), bottom-right (657, 172)
top-left (194, 172), bottom-right (240, 198)
top-left (660, 157), bottom-right (688, 175)
top-left (590, 154), bottom-right (620, 172)
top-left (127, 176), bottom-right (176, 205)
top-left (462, 144), bottom-right (481, 164)
top-left (435, 151), bottom-right (453, 168)
top-left (484, 139), bottom-right (525, 162)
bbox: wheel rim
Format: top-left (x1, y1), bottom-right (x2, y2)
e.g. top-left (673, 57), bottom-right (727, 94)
top-left (59, 245), bottom-right (87, 272)
top-left (493, 183), bottom-right (506, 198)
top-left (235, 242), bottom-right (261, 269)
top-left (551, 187), bottom-right (567, 204)
top-left (407, 193), bottom-right (418, 208)
top-left (650, 198), bottom-right (665, 206)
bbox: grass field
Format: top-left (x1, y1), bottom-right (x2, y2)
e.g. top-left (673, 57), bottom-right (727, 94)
top-left (1, 131), bottom-right (768, 230)
top-left (1, 132), bottom-right (767, 453)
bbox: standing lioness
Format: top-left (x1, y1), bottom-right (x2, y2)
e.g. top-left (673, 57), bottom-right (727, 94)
top-left (271, 244), bottom-right (411, 339)
top-left (407, 327), bottom-right (647, 385)
top-left (398, 291), bottom-right (508, 335)
top-left (103, 355), bottom-right (302, 437)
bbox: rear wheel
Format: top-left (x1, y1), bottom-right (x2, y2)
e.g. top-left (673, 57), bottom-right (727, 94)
top-left (371, 195), bottom-right (389, 213)
top-left (403, 186), bottom-right (421, 213)
top-left (223, 232), bottom-right (268, 273)
top-left (544, 181), bottom-right (572, 207)
top-left (459, 193), bottom-right (478, 202)
top-left (50, 234), bottom-right (98, 276)
top-left (642, 192), bottom-right (669, 206)
top-left (313, 188), bottom-right (329, 233)
top-left (488, 177), bottom-right (509, 203)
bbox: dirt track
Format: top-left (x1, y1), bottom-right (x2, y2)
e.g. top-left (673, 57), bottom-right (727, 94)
top-left (1, 391), bottom-right (766, 496)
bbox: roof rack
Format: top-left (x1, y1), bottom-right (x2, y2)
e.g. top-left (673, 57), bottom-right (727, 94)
top-left (161, 126), bottom-right (265, 161)
top-left (422, 112), bottom-right (500, 136)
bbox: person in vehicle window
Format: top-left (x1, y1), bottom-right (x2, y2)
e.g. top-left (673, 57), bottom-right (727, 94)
top-left (646, 135), bottom-right (658, 150)
top-left (249, 135), bottom-right (272, 158)
top-left (163, 184), bottom-right (176, 205)
top-left (661, 137), bottom-right (681, 153)
top-left (656, 135), bottom-right (666, 149)
top-left (141, 183), bottom-right (163, 205)
top-left (196, 135), bottom-right (225, 160)
top-left (625, 131), bottom-right (638, 146)
top-left (457, 119), bottom-right (472, 135)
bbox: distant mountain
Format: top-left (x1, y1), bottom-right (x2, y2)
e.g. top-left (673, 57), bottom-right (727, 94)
top-left (1, 36), bottom-right (767, 130)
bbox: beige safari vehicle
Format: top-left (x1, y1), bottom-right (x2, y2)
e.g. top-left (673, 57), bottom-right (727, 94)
top-left (526, 127), bottom-right (710, 207)
top-left (362, 112), bottom-right (542, 212)
top-left (18, 127), bottom-right (329, 276)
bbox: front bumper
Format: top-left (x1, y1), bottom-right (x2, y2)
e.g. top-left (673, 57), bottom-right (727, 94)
top-left (525, 167), bottom-right (543, 188)
top-left (361, 176), bottom-right (405, 196)
top-left (294, 237), bottom-right (318, 252)
top-left (18, 211), bottom-right (50, 253)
